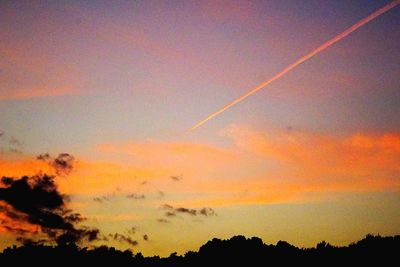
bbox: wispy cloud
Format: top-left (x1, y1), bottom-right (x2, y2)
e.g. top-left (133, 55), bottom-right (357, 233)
top-left (109, 233), bottom-right (138, 247)
top-left (93, 196), bottom-right (111, 203)
top-left (170, 175), bottom-right (183, 182)
top-left (157, 218), bottom-right (169, 224)
top-left (2, 127), bottom-right (399, 212)
top-left (162, 204), bottom-right (217, 217)
top-left (0, 132), bottom-right (24, 155)
top-left (37, 153), bottom-right (75, 177)
top-left (221, 124), bottom-right (400, 179)
top-left (126, 193), bottom-right (145, 200)
top-left (0, 87), bottom-right (78, 101)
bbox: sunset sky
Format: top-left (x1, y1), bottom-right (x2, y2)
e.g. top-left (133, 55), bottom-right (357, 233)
top-left (1, 0), bottom-right (399, 256)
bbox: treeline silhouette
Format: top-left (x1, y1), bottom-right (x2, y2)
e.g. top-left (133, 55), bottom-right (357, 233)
top-left (1, 234), bottom-right (398, 266)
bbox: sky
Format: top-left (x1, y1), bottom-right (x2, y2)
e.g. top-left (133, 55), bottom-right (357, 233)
top-left (0, 0), bottom-right (399, 256)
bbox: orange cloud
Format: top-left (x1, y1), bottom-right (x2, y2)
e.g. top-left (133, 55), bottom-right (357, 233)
top-left (81, 129), bottom-right (399, 208)
top-left (58, 160), bottom-right (168, 195)
top-left (220, 125), bottom-right (400, 193)
top-left (0, 202), bottom-right (40, 234)
top-left (0, 157), bottom-right (50, 177)
top-left (1, 129), bottom-right (398, 208)
top-left (0, 86), bottom-right (78, 101)
top-left (0, 140), bottom-right (235, 196)
top-left (70, 131), bottom-right (400, 205)
top-left (97, 140), bottom-right (236, 174)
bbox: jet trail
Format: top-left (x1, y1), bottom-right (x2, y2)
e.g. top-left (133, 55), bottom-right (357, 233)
top-left (189, 0), bottom-right (400, 131)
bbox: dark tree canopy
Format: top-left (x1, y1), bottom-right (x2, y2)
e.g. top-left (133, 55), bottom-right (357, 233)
top-left (0, 234), bottom-right (398, 266)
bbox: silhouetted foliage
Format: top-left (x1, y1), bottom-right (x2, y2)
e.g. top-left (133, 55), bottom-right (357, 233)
top-left (0, 174), bottom-right (99, 245)
top-left (0, 234), bottom-right (399, 266)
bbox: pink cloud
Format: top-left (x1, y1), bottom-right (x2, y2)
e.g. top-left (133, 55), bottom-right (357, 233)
top-left (0, 86), bottom-right (78, 101)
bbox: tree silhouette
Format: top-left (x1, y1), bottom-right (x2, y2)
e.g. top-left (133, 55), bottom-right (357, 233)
top-left (0, 234), bottom-right (398, 266)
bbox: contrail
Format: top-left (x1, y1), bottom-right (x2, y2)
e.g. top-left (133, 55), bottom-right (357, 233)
top-left (189, 0), bottom-right (400, 131)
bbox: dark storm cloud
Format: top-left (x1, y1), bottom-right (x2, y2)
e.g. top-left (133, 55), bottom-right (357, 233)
top-left (162, 204), bottom-right (217, 217)
top-left (93, 197), bottom-right (103, 203)
top-left (170, 175), bottom-right (182, 181)
top-left (52, 153), bottom-right (75, 176)
top-left (127, 227), bottom-right (136, 235)
top-left (157, 218), bottom-right (169, 223)
top-left (199, 208), bottom-right (217, 216)
top-left (93, 188), bottom-right (123, 203)
top-left (143, 234), bottom-right (148, 241)
top-left (0, 173), bottom-right (99, 246)
top-left (63, 212), bottom-right (86, 223)
top-left (165, 211), bottom-right (176, 217)
top-left (175, 207), bottom-right (197, 216)
top-left (93, 196), bottom-right (111, 203)
top-left (126, 193), bottom-right (145, 200)
top-left (36, 153), bottom-right (75, 176)
top-left (93, 190), bottom-right (145, 203)
top-left (162, 204), bottom-right (174, 210)
top-left (36, 153), bottom-right (51, 161)
top-left (109, 233), bottom-right (138, 246)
